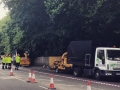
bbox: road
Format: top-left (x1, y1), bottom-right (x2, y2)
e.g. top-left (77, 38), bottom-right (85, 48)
top-left (0, 65), bottom-right (120, 90)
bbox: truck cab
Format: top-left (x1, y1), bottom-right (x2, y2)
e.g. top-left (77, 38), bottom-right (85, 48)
top-left (94, 47), bottom-right (120, 80)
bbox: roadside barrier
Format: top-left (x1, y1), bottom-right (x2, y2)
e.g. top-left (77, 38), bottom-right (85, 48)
top-left (87, 80), bottom-right (91, 90)
top-left (48, 74), bottom-right (56, 90)
top-left (31, 71), bottom-right (37, 83)
top-left (27, 69), bottom-right (32, 82)
top-left (9, 67), bottom-right (14, 76)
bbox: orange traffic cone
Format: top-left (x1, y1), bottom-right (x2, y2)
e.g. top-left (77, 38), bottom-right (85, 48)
top-left (9, 68), bottom-right (14, 76)
top-left (31, 71), bottom-right (37, 83)
top-left (48, 74), bottom-right (56, 90)
top-left (87, 80), bottom-right (91, 90)
top-left (27, 69), bottom-right (32, 82)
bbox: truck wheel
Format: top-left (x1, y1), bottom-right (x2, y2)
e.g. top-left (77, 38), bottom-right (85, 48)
top-left (55, 68), bottom-right (59, 73)
top-left (94, 70), bottom-right (101, 80)
top-left (73, 68), bottom-right (82, 77)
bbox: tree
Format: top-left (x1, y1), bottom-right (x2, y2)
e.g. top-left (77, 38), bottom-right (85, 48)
top-left (1, 0), bottom-right (51, 56)
top-left (0, 14), bottom-right (23, 54)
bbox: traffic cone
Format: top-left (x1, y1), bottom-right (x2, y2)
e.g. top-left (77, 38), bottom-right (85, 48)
top-left (31, 71), bottom-right (37, 83)
top-left (26, 69), bottom-right (32, 82)
top-left (9, 68), bottom-right (14, 76)
top-left (48, 74), bottom-right (56, 90)
top-left (87, 80), bottom-right (91, 90)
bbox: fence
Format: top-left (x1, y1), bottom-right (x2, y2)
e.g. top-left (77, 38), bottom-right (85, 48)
top-left (34, 56), bottom-right (61, 68)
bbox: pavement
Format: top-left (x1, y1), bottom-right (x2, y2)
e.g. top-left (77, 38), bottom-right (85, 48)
top-left (0, 65), bottom-right (120, 90)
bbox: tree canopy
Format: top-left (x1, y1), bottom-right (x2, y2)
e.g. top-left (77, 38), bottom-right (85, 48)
top-left (0, 0), bottom-right (120, 57)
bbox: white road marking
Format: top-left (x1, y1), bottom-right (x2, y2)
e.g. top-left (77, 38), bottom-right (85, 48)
top-left (0, 71), bottom-right (26, 82)
top-left (13, 76), bottom-right (26, 82)
top-left (0, 72), bottom-right (6, 75)
top-left (37, 79), bottom-right (63, 82)
top-left (39, 75), bottom-right (63, 81)
top-left (38, 85), bottom-right (48, 89)
top-left (92, 87), bottom-right (104, 90)
top-left (40, 75), bottom-right (50, 78)
top-left (55, 84), bottom-right (80, 86)
top-left (16, 75), bottom-right (27, 77)
top-left (0, 75), bottom-right (26, 82)
top-left (1, 76), bottom-right (15, 79)
top-left (38, 79), bottom-right (63, 81)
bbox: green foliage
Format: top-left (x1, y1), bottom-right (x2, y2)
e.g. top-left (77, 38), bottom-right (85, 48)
top-left (0, 0), bottom-right (120, 57)
top-left (0, 14), bottom-right (23, 54)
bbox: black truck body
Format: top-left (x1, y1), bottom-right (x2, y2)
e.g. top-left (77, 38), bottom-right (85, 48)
top-left (67, 40), bottom-right (94, 68)
top-left (67, 40), bottom-right (114, 67)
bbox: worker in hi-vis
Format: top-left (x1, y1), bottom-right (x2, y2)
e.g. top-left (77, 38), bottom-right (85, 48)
top-left (15, 54), bottom-right (21, 70)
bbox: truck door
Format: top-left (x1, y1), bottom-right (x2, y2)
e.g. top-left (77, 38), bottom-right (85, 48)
top-left (85, 54), bottom-right (91, 66)
top-left (96, 50), bottom-right (105, 67)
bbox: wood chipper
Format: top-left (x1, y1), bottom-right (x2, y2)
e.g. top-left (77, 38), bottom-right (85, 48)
top-left (54, 52), bottom-right (73, 73)
top-left (20, 53), bottom-right (31, 66)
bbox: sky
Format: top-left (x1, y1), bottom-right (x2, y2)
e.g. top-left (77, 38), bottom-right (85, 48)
top-left (0, 3), bottom-right (9, 20)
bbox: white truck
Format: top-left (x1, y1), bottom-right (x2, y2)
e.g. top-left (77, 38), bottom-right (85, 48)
top-left (67, 40), bottom-right (120, 80)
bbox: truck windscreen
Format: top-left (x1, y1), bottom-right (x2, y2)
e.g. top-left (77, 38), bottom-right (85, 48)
top-left (107, 50), bottom-right (120, 61)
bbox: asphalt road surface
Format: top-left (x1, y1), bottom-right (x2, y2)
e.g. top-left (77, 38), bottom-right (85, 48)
top-left (0, 65), bottom-right (120, 90)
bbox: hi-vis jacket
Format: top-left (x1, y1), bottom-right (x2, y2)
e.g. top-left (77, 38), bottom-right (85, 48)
top-left (2, 57), bottom-right (6, 63)
top-left (16, 56), bottom-right (20, 63)
top-left (7, 56), bottom-right (12, 63)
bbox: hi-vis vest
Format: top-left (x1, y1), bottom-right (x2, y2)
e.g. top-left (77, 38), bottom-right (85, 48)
top-left (7, 57), bottom-right (12, 63)
top-left (2, 57), bottom-right (6, 63)
top-left (16, 56), bottom-right (20, 63)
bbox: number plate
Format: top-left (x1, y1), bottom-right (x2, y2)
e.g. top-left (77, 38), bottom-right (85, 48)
top-left (116, 73), bottom-right (120, 75)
